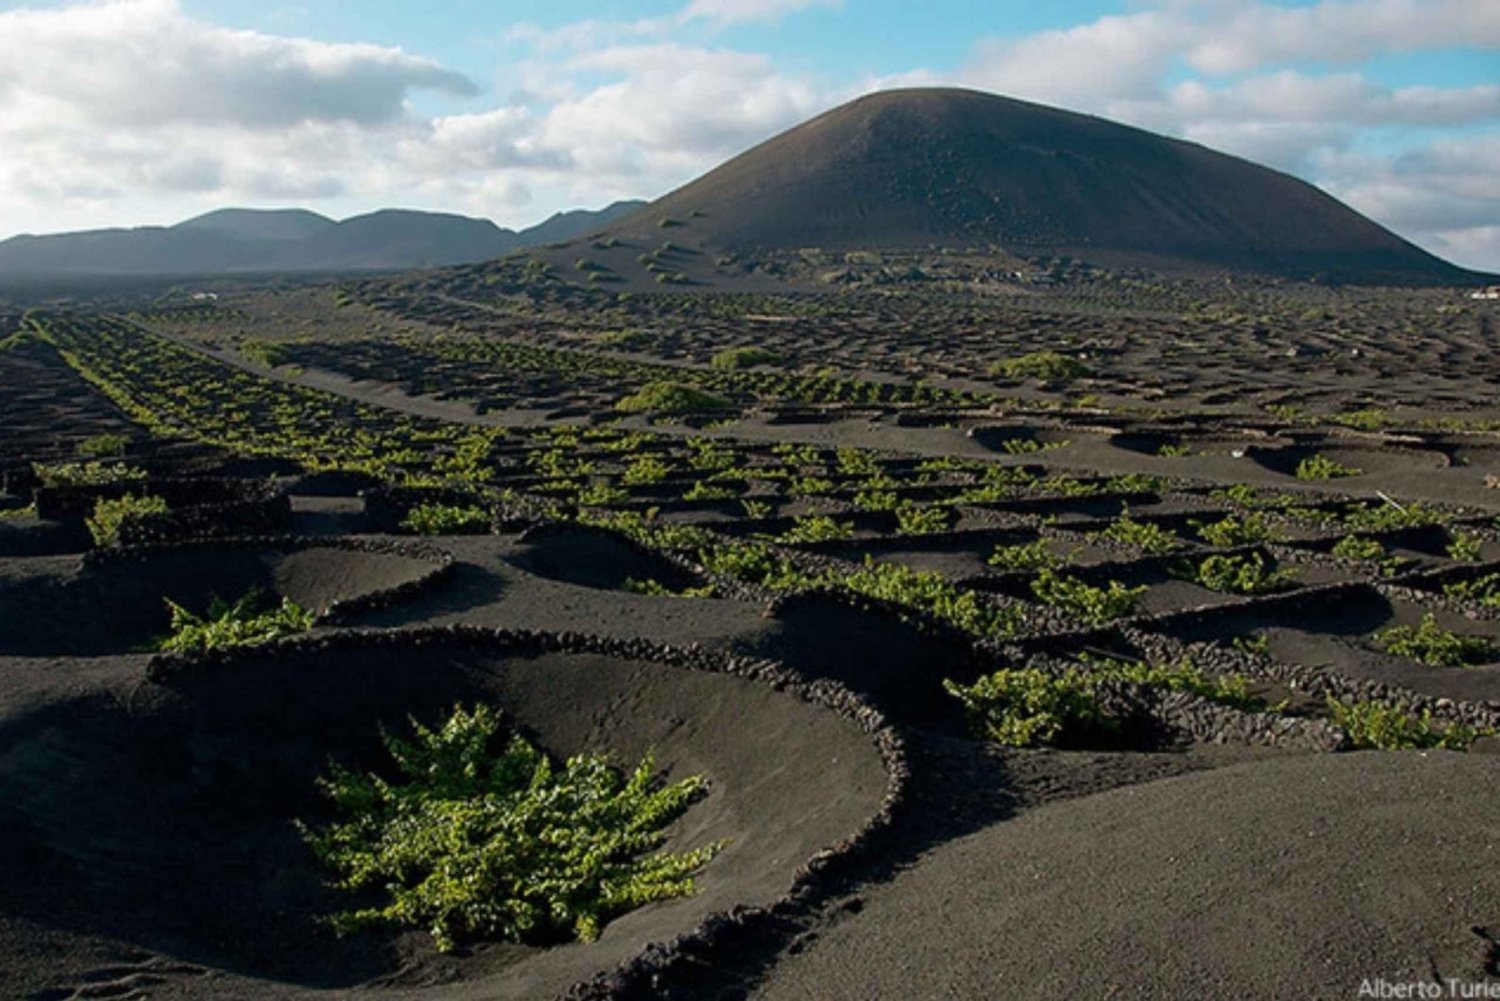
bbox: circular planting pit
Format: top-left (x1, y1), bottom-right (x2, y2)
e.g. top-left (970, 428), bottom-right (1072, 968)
top-left (735, 590), bottom-right (983, 730)
top-left (967, 424), bottom-right (1078, 455)
top-left (0, 539), bottom-right (449, 656)
top-left (0, 630), bottom-right (893, 1000)
top-left (506, 523), bottom-right (704, 593)
top-left (1248, 443), bottom-right (1448, 479)
top-left (1107, 430), bottom-right (1286, 457)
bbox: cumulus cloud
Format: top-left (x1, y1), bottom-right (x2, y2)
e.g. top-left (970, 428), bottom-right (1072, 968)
top-left (1313, 137), bottom-right (1500, 271)
top-left (1182, 0), bottom-right (1500, 75)
top-left (0, 0), bottom-right (551, 228)
top-left (0, 0), bottom-right (475, 129)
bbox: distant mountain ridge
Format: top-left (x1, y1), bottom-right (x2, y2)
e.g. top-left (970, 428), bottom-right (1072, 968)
top-left (0, 201), bottom-right (646, 277)
top-left (600, 88), bottom-right (1480, 284)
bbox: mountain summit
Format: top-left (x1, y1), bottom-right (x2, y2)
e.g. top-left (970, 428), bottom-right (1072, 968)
top-left (606, 88), bottom-right (1471, 283)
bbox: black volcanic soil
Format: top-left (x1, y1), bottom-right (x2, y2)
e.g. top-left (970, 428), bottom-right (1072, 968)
top-left (4, 268), bottom-right (1500, 1001)
top-left (752, 751), bottom-right (1500, 1001)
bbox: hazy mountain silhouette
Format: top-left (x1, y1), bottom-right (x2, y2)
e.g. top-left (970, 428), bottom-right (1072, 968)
top-left (0, 201), bottom-right (646, 277)
top-left (602, 88), bottom-right (1478, 284)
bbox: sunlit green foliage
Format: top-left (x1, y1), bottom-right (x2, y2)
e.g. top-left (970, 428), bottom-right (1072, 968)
top-left (401, 502), bottom-right (491, 535)
top-left (1187, 552), bottom-right (1298, 594)
top-left (86, 493), bottom-right (168, 546)
top-left (987, 539), bottom-right (1057, 571)
top-left (1295, 454), bottom-right (1362, 480)
top-left (75, 433), bottom-right (129, 459)
top-left (1193, 512), bottom-right (1278, 547)
top-left (301, 704), bottom-right (722, 952)
top-left (157, 589), bottom-right (315, 653)
top-left (1099, 510), bottom-right (1179, 554)
top-left (1328, 698), bottom-right (1486, 750)
top-left (1373, 613), bottom-right (1497, 667)
top-left (616, 381), bottom-right (733, 415)
top-left (1443, 572), bottom-right (1500, 609)
top-left (1030, 568), bottom-right (1145, 623)
top-left (35, 460), bottom-right (147, 487)
top-left (989, 351), bottom-right (1090, 383)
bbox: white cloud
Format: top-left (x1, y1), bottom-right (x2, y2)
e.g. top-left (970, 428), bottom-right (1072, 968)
top-left (1312, 136), bottom-right (1500, 270)
top-left (679, 0), bottom-right (841, 27)
top-left (531, 44), bottom-right (829, 199)
top-left (967, 11), bottom-right (1191, 106)
top-left (0, 0), bottom-right (475, 129)
top-left (1183, 0), bottom-right (1500, 76)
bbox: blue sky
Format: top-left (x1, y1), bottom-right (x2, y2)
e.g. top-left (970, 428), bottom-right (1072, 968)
top-left (1, 0), bottom-right (1497, 268)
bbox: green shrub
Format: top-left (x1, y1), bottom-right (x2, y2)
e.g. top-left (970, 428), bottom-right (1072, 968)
top-left (773, 514), bottom-right (853, 544)
top-left (710, 346), bottom-right (779, 370)
top-left (622, 454), bottom-right (673, 485)
top-left (1030, 569), bottom-right (1145, 624)
top-left (681, 480), bottom-right (734, 502)
top-left (1156, 443), bottom-right (1191, 458)
top-left (1187, 552), bottom-right (1297, 594)
top-left (157, 589), bottom-right (315, 653)
top-left (989, 351), bottom-right (1090, 383)
top-left (1099, 511), bottom-right (1179, 554)
top-left (622, 577), bottom-right (715, 598)
top-left (240, 339), bottom-right (293, 367)
top-left (1447, 531), bottom-right (1483, 562)
top-left (853, 487), bottom-right (899, 511)
top-left (1327, 698), bottom-right (1485, 750)
top-left (740, 498), bottom-right (772, 520)
top-left (945, 657), bottom-right (1270, 748)
top-left (1373, 613), bottom-right (1497, 667)
top-left (987, 539), bottom-right (1056, 571)
top-left (1193, 512), bottom-right (1277, 547)
top-left (894, 502), bottom-right (952, 536)
top-left (1295, 454), bottom-right (1362, 480)
top-left (1344, 501), bottom-right (1445, 531)
top-left (577, 481), bottom-right (630, 506)
top-left (75, 433), bottom-right (129, 458)
top-left (942, 668), bottom-right (1103, 746)
top-left (86, 493), bottom-right (168, 546)
top-left (1105, 473), bottom-right (1164, 494)
top-left (616, 381), bottom-right (732, 416)
top-left (698, 540), bottom-right (805, 591)
top-left (1332, 408), bottom-right (1388, 432)
top-left (401, 502), bottom-right (490, 535)
top-left (1090, 655), bottom-right (1267, 712)
top-left (1209, 483), bottom-right (1294, 510)
top-left (840, 557), bottom-right (1021, 639)
top-left (300, 704), bottom-right (722, 952)
top-left (35, 460), bottom-right (147, 488)
top-left (1443, 572), bottom-right (1500, 609)
top-left (1332, 535), bottom-right (1385, 561)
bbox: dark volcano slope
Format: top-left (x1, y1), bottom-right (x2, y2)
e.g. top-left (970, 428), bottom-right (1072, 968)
top-left (607, 88), bottom-right (1473, 284)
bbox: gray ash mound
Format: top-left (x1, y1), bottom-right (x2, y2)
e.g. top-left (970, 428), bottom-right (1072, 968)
top-left (604, 88), bottom-right (1478, 284)
top-left (0, 632), bottom-right (890, 1000)
top-left (755, 750), bottom-right (1500, 1000)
